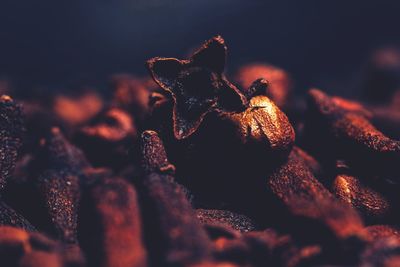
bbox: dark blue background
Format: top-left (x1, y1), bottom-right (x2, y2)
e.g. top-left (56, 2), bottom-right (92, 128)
top-left (1, 0), bottom-right (399, 95)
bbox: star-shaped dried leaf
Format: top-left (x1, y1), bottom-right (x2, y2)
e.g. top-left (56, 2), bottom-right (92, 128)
top-left (147, 36), bottom-right (247, 139)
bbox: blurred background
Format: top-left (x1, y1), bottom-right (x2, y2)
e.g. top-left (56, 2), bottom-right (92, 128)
top-left (1, 0), bottom-right (400, 97)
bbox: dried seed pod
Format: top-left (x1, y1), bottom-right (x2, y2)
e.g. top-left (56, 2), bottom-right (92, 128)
top-left (147, 35), bottom-right (247, 140)
top-left (78, 177), bottom-right (147, 267)
top-left (0, 201), bottom-right (36, 231)
top-left (140, 130), bottom-right (213, 266)
top-left (34, 127), bottom-right (88, 244)
top-left (196, 209), bottom-right (257, 233)
top-left (234, 63), bottom-right (292, 109)
top-left (331, 161), bottom-right (391, 222)
top-left (267, 149), bottom-right (366, 244)
top-left (305, 89), bottom-right (400, 180)
top-left (220, 94), bottom-right (295, 159)
top-left (75, 108), bottom-right (136, 168)
top-left (0, 95), bottom-right (24, 191)
top-left (0, 226), bottom-right (81, 267)
top-left (146, 37), bottom-right (295, 208)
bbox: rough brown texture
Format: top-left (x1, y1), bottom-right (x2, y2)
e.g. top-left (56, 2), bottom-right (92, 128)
top-left (140, 130), bottom-right (212, 266)
top-left (196, 209), bottom-right (257, 233)
top-left (332, 173), bottom-right (390, 221)
top-left (36, 128), bottom-right (87, 244)
top-left (306, 88), bottom-right (400, 180)
top-left (268, 150), bottom-right (365, 241)
top-left (0, 95), bottom-right (24, 191)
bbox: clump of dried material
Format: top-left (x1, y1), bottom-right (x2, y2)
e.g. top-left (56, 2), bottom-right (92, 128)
top-left (147, 36), bottom-right (247, 140)
top-left (234, 63), bottom-right (292, 109)
top-left (196, 209), bottom-right (257, 233)
top-left (267, 149), bottom-right (366, 244)
top-left (147, 37), bottom-right (295, 209)
top-left (75, 108), bottom-right (136, 168)
top-left (0, 95), bottom-right (24, 191)
top-left (35, 127), bottom-right (88, 244)
top-left (331, 161), bottom-right (391, 222)
top-left (78, 177), bottom-right (147, 267)
top-left (53, 90), bottom-right (103, 126)
top-left (305, 89), bottom-right (400, 180)
top-left (221, 94), bottom-right (295, 160)
top-left (140, 130), bottom-right (212, 266)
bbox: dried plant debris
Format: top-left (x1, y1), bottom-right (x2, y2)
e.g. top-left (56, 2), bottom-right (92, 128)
top-left (331, 163), bottom-right (391, 222)
top-left (147, 36), bottom-right (247, 140)
top-left (147, 37), bottom-right (295, 211)
top-left (34, 128), bottom-right (88, 244)
top-left (140, 130), bottom-right (212, 266)
top-left (78, 177), bottom-right (147, 267)
top-left (267, 149), bottom-right (365, 244)
top-left (1, 36), bottom-right (400, 266)
top-left (305, 88), bottom-right (400, 180)
top-left (0, 95), bottom-right (24, 191)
